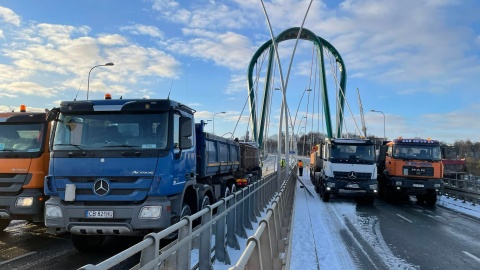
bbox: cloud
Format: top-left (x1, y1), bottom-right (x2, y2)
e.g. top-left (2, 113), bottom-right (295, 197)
top-left (164, 29), bottom-right (254, 70)
top-left (0, 6), bottom-right (21, 26)
top-left (0, 81), bottom-right (57, 97)
top-left (120, 24), bottom-right (164, 38)
top-left (151, 0), bottom-right (253, 30)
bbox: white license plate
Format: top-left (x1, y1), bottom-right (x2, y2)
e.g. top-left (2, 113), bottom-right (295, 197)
top-left (412, 184), bottom-right (424, 188)
top-left (86, 210), bottom-right (114, 218)
top-left (346, 184), bottom-right (360, 188)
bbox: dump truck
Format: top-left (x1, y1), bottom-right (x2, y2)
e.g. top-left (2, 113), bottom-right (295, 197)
top-left (311, 138), bottom-right (378, 204)
top-left (44, 95), bottom-right (260, 251)
top-left (0, 105), bottom-right (50, 230)
top-left (377, 138), bottom-right (444, 205)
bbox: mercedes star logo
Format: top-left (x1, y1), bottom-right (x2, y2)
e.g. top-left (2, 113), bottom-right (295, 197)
top-left (348, 171), bottom-right (357, 179)
top-left (93, 178), bottom-right (110, 196)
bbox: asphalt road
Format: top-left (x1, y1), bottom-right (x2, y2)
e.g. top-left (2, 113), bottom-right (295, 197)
top-left (295, 173), bottom-right (480, 270)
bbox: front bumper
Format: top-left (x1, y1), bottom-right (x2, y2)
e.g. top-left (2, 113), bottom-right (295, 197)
top-left (45, 196), bottom-right (172, 236)
top-left (0, 189), bottom-right (45, 222)
top-left (385, 177), bottom-right (443, 195)
top-left (324, 177), bottom-right (377, 197)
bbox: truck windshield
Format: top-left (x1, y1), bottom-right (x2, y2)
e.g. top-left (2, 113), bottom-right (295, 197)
top-left (52, 112), bottom-right (169, 150)
top-left (0, 123), bottom-right (44, 153)
top-left (393, 145), bottom-right (442, 161)
top-left (330, 144), bottom-right (375, 164)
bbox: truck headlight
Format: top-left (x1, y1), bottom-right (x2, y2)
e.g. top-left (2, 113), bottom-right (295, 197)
top-left (327, 182), bottom-right (336, 188)
top-left (139, 206), bottom-right (162, 219)
top-left (395, 181), bottom-right (403, 186)
top-left (45, 205), bottom-right (63, 218)
top-left (369, 184), bottom-right (378, 190)
top-left (16, 197), bottom-right (34, 207)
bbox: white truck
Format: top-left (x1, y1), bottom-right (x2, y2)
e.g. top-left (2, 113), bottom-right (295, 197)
top-left (311, 138), bottom-right (378, 204)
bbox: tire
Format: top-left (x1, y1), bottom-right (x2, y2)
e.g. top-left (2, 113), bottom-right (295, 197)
top-left (180, 203), bottom-right (192, 218)
top-left (0, 219), bottom-right (11, 231)
top-left (425, 193), bottom-right (437, 206)
top-left (200, 195), bottom-right (211, 211)
top-left (71, 234), bottom-right (105, 253)
top-left (415, 195), bottom-right (425, 203)
top-left (320, 183), bottom-right (330, 202)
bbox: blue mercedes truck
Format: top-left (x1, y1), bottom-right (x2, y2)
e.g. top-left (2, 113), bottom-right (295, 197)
top-left (44, 96), bottom-right (259, 251)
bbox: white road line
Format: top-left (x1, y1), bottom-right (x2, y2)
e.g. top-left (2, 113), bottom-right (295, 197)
top-left (0, 251), bottom-right (37, 266)
top-left (396, 214), bottom-right (413, 223)
top-left (463, 251), bottom-right (480, 263)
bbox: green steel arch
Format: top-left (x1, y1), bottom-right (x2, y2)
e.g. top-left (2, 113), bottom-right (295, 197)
top-left (247, 27), bottom-right (347, 148)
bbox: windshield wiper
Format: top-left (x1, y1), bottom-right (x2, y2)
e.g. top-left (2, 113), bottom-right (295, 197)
top-left (102, 144), bottom-right (139, 149)
top-left (54, 143), bottom-right (84, 150)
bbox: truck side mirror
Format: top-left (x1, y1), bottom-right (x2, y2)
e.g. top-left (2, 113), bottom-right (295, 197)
top-left (46, 108), bottom-right (59, 122)
top-left (179, 116), bottom-right (193, 149)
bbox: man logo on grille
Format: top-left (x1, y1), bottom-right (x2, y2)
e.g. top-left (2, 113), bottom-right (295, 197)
top-left (348, 171), bottom-right (357, 179)
top-left (93, 179), bottom-right (110, 196)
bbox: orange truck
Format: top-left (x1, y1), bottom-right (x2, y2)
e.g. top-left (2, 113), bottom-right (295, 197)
top-left (377, 138), bottom-right (444, 205)
top-left (0, 105), bottom-right (50, 230)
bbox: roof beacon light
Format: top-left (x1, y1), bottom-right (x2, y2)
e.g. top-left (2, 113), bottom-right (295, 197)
top-left (20, 104), bottom-right (26, 112)
top-left (104, 93), bottom-right (112, 100)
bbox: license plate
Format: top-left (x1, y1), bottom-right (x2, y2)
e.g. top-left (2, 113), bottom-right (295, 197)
top-left (346, 184), bottom-right (360, 188)
top-left (86, 210), bottom-right (113, 218)
top-left (412, 184), bottom-right (424, 188)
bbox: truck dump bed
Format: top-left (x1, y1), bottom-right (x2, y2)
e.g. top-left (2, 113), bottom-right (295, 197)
top-left (195, 123), bottom-right (240, 178)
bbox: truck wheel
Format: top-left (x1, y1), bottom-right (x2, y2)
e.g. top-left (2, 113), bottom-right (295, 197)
top-left (320, 186), bottom-right (330, 202)
top-left (180, 203), bottom-right (192, 218)
top-left (0, 220), bottom-right (11, 231)
top-left (415, 195), bottom-right (425, 203)
top-left (71, 234), bottom-right (105, 252)
top-left (425, 194), bottom-right (437, 206)
top-left (200, 195), bottom-right (211, 210)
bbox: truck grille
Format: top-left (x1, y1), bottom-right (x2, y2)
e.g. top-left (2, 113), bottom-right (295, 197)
top-left (333, 171), bottom-right (372, 181)
top-left (402, 166), bottom-right (434, 177)
top-left (68, 176), bottom-right (139, 183)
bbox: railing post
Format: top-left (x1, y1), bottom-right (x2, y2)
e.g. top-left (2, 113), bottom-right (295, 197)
top-left (199, 206), bottom-right (213, 270)
top-left (243, 186), bottom-right (253, 230)
top-left (227, 194), bottom-right (240, 249)
top-left (175, 216), bottom-right (193, 270)
top-left (215, 199), bottom-right (231, 264)
top-left (139, 233), bottom-right (161, 270)
top-left (235, 190), bottom-right (247, 238)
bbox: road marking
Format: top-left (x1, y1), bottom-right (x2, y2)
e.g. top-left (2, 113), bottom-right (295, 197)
top-left (0, 251), bottom-right (36, 266)
top-left (396, 214), bottom-right (413, 223)
top-left (463, 251), bottom-right (480, 263)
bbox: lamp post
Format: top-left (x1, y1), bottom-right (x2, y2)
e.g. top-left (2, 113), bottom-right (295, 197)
top-left (213, 112), bottom-right (225, 135)
top-left (87, 62), bottom-right (114, 100)
top-left (371, 110), bottom-right (385, 141)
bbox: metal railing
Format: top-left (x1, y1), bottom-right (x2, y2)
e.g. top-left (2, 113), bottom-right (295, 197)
top-left (442, 176), bottom-right (480, 205)
top-left (79, 168), bottom-right (288, 270)
top-left (229, 169), bottom-right (296, 270)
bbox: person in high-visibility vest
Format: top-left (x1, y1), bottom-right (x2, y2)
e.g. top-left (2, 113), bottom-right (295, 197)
top-left (281, 158), bottom-right (286, 168)
top-left (298, 159), bottom-right (304, 176)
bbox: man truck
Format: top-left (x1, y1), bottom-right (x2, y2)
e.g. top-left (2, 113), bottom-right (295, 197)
top-left (0, 105), bottom-right (50, 231)
top-left (311, 138), bottom-right (378, 204)
top-left (377, 138), bottom-right (444, 205)
top-left (44, 96), bottom-right (260, 251)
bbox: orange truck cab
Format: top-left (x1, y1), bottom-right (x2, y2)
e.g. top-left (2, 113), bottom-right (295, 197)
top-left (0, 106), bottom-right (50, 231)
top-left (377, 138), bottom-right (444, 205)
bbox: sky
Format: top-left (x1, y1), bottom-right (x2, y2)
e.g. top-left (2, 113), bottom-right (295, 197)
top-left (0, 0), bottom-right (479, 144)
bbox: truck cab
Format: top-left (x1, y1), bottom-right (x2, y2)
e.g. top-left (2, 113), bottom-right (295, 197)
top-left (312, 138), bottom-right (378, 204)
top-left (44, 98), bottom-right (199, 251)
top-left (377, 138), bottom-right (443, 205)
top-left (0, 106), bottom-right (50, 231)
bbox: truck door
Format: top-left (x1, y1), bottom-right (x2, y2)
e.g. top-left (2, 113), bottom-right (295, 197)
top-left (172, 112), bottom-right (195, 189)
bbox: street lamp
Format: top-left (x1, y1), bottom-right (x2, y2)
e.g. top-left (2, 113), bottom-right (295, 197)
top-left (293, 88), bottom-right (312, 132)
top-left (213, 112), bottom-right (225, 135)
top-left (371, 110), bottom-right (385, 141)
top-left (87, 62), bottom-right (114, 100)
